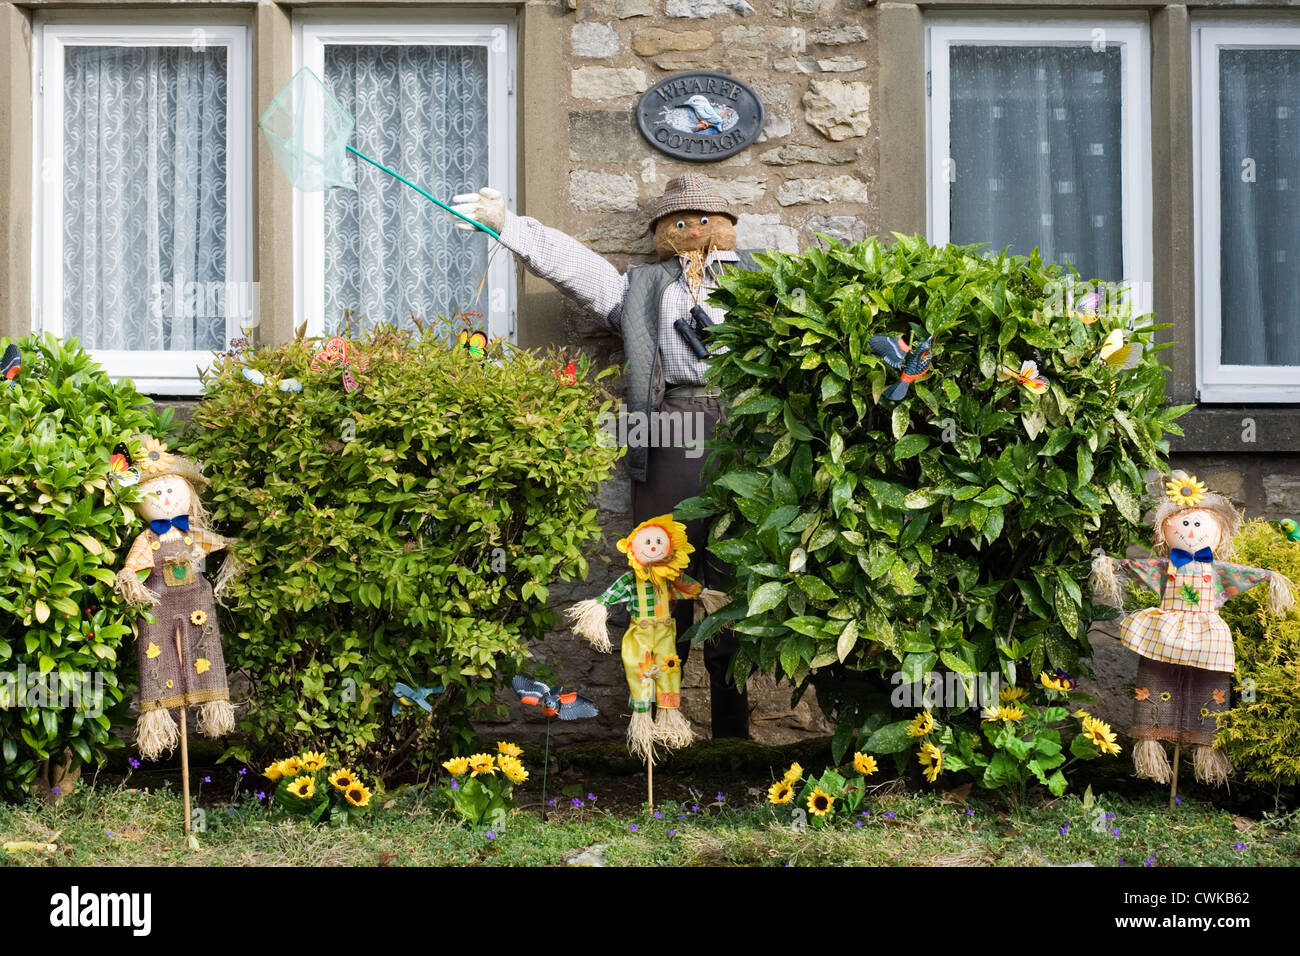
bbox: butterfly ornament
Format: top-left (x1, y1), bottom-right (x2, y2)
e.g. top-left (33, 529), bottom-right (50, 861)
top-left (456, 329), bottom-right (488, 358)
top-left (310, 337), bottom-right (370, 392)
top-left (1098, 328), bottom-right (1140, 368)
top-left (998, 359), bottom-right (1049, 395)
top-left (108, 442), bottom-right (141, 488)
top-left (868, 335), bottom-right (933, 401)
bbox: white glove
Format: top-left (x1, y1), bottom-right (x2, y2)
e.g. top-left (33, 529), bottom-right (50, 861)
top-left (449, 186), bottom-right (506, 233)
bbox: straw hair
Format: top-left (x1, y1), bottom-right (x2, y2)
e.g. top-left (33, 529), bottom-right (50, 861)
top-left (1192, 744), bottom-right (1232, 786)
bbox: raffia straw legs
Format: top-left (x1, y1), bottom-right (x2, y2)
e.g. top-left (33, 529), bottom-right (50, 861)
top-left (136, 709), bottom-right (180, 761)
top-left (1193, 744), bottom-right (1232, 786)
top-left (198, 700), bottom-right (235, 738)
top-left (654, 707), bottom-right (695, 748)
top-left (627, 710), bottom-right (657, 765)
top-left (1132, 739), bottom-right (1171, 784)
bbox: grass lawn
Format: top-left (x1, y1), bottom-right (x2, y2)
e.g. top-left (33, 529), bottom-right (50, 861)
top-left (3, 740), bottom-right (1299, 866)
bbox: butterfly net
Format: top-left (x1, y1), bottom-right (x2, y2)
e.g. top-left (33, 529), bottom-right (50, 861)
top-left (259, 67), bottom-right (357, 192)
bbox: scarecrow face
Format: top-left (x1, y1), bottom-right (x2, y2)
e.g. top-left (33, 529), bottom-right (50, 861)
top-left (1162, 508), bottom-right (1222, 554)
top-left (653, 211), bottom-right (736, 260)
top-left (629, 524), bottom-right (674, 567)
top-left (138, 476), bottom-right (192, 523)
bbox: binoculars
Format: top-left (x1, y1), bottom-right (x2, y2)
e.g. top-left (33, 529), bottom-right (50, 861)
top-left (674, 305), bottom-right (715, 360)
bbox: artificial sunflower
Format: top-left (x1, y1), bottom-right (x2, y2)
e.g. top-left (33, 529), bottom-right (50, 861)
top-left (194, 658), bottom-right (211, 675)
top-left (264, 762), bottom-right (284, 781)
top-left (918, 741), bottom-right (944, 783)
top-left (617, 514), bottom-right (692, 585)
top-left (1160, 692), bottom-right (1172, 702)
top-left (468, 753), bottom-right (497, 777)
top-left (907, 711), bottom-right (936, 738)
top-left (1134, 687), bottom-right (1151, 701)
top-left (280, 757), bottom-right (303, 776)
top-left (329, 769), bottom-right (358, 791)
top-left (998, 705), bottom-right (1027, 722)
top-left (1000, 686), bottom-right (1030, 704)
top-left (853, 752), bottom-right (878, 776)
top-left (497, 755), bottom-right (529, 784)
top-left (345, 784), bottom-right (372, 808)
top-left (1200, 707), bottom-right (1211, 719)
top-left (190, 609), bottom-right (207, 626)
top-left (287, 775), bottom-right (316, 799)
top-left (442, 756), bottom-right (470, 776)
top-left (783, 762), bottom-right (803, 785)
top-left (145, 642), bottom-right (161, 660)
top-left (807, 787), bottom-right (834, 817)
top-left (496, 741), bottom-right (523, 758)
top-left (768, 780), bottom-right (794, 804)
top-left (299, 751), bottom-right (327, 771)
top-left (1082, 716), bottom-right (1121, 756)
top-left (1039, 671), bottom-right (1072, 693)
top-left (661, 653), bottom-right (682, 673)
top-left (1165, 475), bottom-right (1208, 507)
top-left (165, 680), bottom-right (174, 690)
top-left (1074, 708), bottom-right (1091, 719)
top-left (138, 437), bottom-right (174, 475)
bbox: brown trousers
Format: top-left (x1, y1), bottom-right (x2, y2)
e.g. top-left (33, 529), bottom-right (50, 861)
top-left (631, 393), bottom-right (749, 738)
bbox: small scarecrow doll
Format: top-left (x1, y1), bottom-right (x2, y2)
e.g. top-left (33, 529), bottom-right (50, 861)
top-left (1091, 472), bottom-right (1293, 786)
top-left (114, 438), bottom-right (240, 760)
top-left (566, 514), bottom-right (729, 762)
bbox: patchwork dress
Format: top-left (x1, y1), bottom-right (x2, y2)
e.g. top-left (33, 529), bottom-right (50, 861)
top-left (1113, 556), bottom-right (1269, 746)
top-left (122, 527), bottom-right (233, 715)
top-left (594, 571), bottom-right (702, 714)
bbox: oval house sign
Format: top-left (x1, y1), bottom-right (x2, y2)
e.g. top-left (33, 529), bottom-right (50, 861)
top-left (635, 71), bottom-right (765, 163)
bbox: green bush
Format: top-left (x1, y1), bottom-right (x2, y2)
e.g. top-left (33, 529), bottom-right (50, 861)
top-left (0, 334), bottom-right (168, 801)
top-left (683, 235), bottom-right (1188, 776)
top-left (1215, 519), bottom-right (1300, 786)
top-left (184, 324), bottom-right (619, 780)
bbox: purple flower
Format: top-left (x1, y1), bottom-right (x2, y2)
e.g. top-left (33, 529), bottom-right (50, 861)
top-left (1118, 857), bottom-right (1125, 865)
top-left (678, 813), bottom-right (685, 819)
top-left (629, 823), bottom-right (638, 832)
top-left (965, 809), bottom-right (974, 816)
top-left (654, 811), bottom-right (663, 819)
top-left (716, 791), bottom-right (724, 802)
top-left (549, 798), bottom-right (556, 807)
top-left (572, 797), bottom-right (582, 808)
top-left (1110, 827), bottom-right (1120, 837)
top-left (1174, 796), bottom-right (1182, 805)
top-left (1234, 842), bottom-right (1246, 851)
top-left (106, 830), bottom-right (114, 837)
top-left (203, 776), bottom-right (211, 784)
top-left (255, 791), bottom-right (266, 800)
top-left (1059, 826), bottom-right (1069, 836)
top-left (51, 786), bottom-right (61, 795)
top-left (486, 831), bottom-right (496, 840)
top-left (586, 792), bottom-right (595, 801)
top-left (855, 820), bottom-right (863, 828)
top-left (450, 779), bottom-right (459, 791)
top-left (885, 811), bottom-right (895, 819)
top-left (128, 758), bottom-right (140, 770)
top-left (1144, 857), bottom-right (1155, 867)
top-left (239, 768), bottom-right (248, 775)
top-left (691, 804), bottom-right (700, 812)
top-left (861, 810), bottom-right (870, 816)
top-left (668, 829), bottom-right (677, 837)
top-left (1105, 812), bottom-right (1115, 820)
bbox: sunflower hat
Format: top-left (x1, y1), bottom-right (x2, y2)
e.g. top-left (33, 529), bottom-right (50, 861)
top-left (617, 514), bottom-right (693, 585)
top-left (129, 435), bottom-right (209, 490)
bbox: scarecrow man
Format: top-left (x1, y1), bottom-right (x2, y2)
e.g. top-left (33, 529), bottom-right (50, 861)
top-left (451, 174), bottom-right (760, 739)
top-left (567, 514), bottom-right (728, 761)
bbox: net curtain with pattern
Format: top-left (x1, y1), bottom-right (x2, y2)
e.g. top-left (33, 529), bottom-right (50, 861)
top-left (1218, 49), bottom-right (1300, 368)
top-left (322, 44), bottom-right (490, 334)
top-left (62, 45), bottom-right (229, 352)
top-left (948, 44), bottom-right (1125, 284)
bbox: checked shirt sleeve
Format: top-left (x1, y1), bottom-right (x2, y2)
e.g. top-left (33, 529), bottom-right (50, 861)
top-left (597, 572), bottom-right (637, 609)
top-left (122, 532), bottom-right (154, 573)
top-left (498, 212), bottom-right (629, 331)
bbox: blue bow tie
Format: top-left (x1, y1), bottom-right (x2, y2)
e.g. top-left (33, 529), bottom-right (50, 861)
top-left (150, 515), bottom-right (190, 536)
top-left (1170, 547), bottom-right (1214, 568)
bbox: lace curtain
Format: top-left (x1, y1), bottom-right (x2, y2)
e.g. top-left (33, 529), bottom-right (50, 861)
top-left (322, 44), bottom-right (490, 334)
top-left (62, 45), bottom-right (228, 351)
top-left (948, 44), bottom-right (1125, 283)
top-left (1218, 49), bottom-right (1300, 367)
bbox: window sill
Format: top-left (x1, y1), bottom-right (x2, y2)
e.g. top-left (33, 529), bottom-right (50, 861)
top-left (1169, 406), bottom-right (1300, 453)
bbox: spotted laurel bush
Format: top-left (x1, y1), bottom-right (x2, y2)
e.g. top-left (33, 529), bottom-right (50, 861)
top-left (682, 235), bottom-right (1189, 774)
top-left (0, 334), bottom-right (169, 801)
top-left (184, 324), bottom-right (619, 780)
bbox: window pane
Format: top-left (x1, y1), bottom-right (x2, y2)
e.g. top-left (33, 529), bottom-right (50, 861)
top-left (323, 44), bottom-right (490, 333)
top-left (1219, 48), bottom-right (1300, 367)
top-left (948, 44), bottom-right (1124, 281)
top-left (62, 46), bottom-right (229, 351)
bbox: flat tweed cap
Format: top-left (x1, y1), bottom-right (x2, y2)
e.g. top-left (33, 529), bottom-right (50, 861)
top-left (647, 173), bottom-right (736, 230)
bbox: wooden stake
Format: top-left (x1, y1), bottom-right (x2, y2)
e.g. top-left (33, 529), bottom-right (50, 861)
top-left (647, 751), bottom-right (654, 809)
top-left (1169, 743), bottom-right (1181, 809)
top-left (175, 623), bottom-right (191, 834)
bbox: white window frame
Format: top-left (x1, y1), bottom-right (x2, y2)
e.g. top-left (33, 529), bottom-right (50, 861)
top-left (926, 15), bottom-right (1153, 317)
top-left (295, 16), bottom-right (517, 342)
top-left (1193, 20), bottom-right (1300, 403)
top-left (33, 21), bottom-right (252, 396)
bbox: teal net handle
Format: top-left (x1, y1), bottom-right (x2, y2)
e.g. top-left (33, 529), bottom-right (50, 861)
top-left (345, 144), bottom-right (501, 240)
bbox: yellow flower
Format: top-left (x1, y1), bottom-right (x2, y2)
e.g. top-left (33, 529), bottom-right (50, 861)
top-left (807, 787), bottom-right (834, 817)
top-left (768, 780), bottom-right (794, 804)
top-left (468, 753), bottom-right (497, 777)
top-left (280, 757), bottom-right (303, 776)
top-left (194, 658), bottom-right (211, 675)
top-left (782, 762), bottom-right (802, 785)
top-left (287, 775), bottom-right (315, 799)
top-left (1040, 672), bottom-right (1072, 693)
top-left (1200, 707), bottom-right (1211, 719)
top-left (1160, 692), bottom-right (1172, 702)
top-left (1166, 475), bottom-right (1208, 507)
top-left (345, 783), bottom-right (372, 808)
top-left (907, 711), bottom-right (936, 738)
top-left (1000, 686), bottom-right (1030, 704)
top-left (138, 438), bottom-right (174, 475)
top-left (661, 653), bottom-right (682, 673)
top-left (190, 610), bottom-right (207, 626)
top-left (497, 755), bottom-right (529, 783)
top-left (264, 761), bottom-right (284, 781)
top-left (145, 642), bottom-right (161, 660)
top-left (442, 756), bottom-right (470, 776)
top-left (329, 769), bottom-right (357, 791)
top-left (1082, 716), bottom-right (1121, 756)
top-left (853, 752), bottom-right (878, 776)
top-left (298, 751), bottom-right (327, 772)
top-left (497, 741), bottom-right (523, 758)
top-left (983, 704), bottom-right (1027, 723)
top-left (919, 741), bottom-right (943, 783)
top-left (165, 680), bottom-right (174, 690)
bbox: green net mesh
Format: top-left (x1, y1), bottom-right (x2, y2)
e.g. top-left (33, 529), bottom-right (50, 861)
top-left (258, 67), bottom-right (357, 192)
